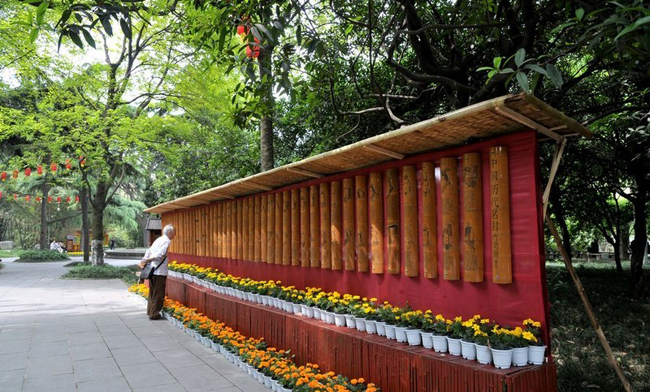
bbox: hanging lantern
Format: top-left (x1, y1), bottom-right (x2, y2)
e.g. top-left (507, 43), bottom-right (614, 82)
top-left (12, 170), bottom-right (18, 179)
top-left (65, 159), bottom-right (72, 170)
top-left (51, 162), bottom-right (57, 172)
top-left (36, 196), bottom-right (41, 202)
top-left (0, 191), bottom-right (2, 199)
top-left (14, 194), bottom-right (18, 200)
top-left (79, 156), bottom-right (85, 167)
top-left (37, 165), bottom-right (43, 175)
top-left (66, 196), bottom-right (71, 203)
top-left (25, 195), bottom-right (30, 202)
top-left (237, 25), bottom-right (249, 35)
top-left (47, 196), bottom-right (52, 203)
top-left (25, 167), bottom-right (32, 177)
top-left (1, 172), bottom-right (6, 181)
top-left (246, 39), bottom-right (260, 59)
top-left (75, 195), bottom-right (80, 203)
top-left (57, 196), bottom-right (61, 203)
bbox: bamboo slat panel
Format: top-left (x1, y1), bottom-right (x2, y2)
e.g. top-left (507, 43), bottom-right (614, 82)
top-left (255, 197), bottom-right (261, 262)
top-left (249, 197), bottom-right (255, 261)
top-left (369, 172), bottom-right (384, 274)
top-left (291, 189), bottom-right (300, 266)
top-left (402, 165), bottom-right (419, 277)
top-left (261, 195), bottom-right (268, 263)
top-left (283, 191), bottom-right (291, 266)
top-left (267, 194), bottom-right (276, 264)
top-left (440, 157), bottom-right (460, 280)
top-left (330, 181), bottom-right (342, 270)
top-left (243, 199), bottom-right (250, 261)
top-left (320, 183), bottom-right (331, 269)
top-left (275, 192), bottom-right (283, 265)
top-left (218, 203), bottom-right (224, 258)
top-left (226, 202), bottom-right (231, 259)
top-left (490, 146), bottom-right (512, 284)
top-left (355, 175), bottom-right (369, 272)
top-left (342, 178), bottom-right (355, 271)
top-left (386, 168), bottom-right (400, 275)
top-left (310, 185), bottom-right (320, 268)
top-left (300, 187), bottom-right (310, 267)
top-left (463, 153), bottom-right (484, 282)
top-left (421, 162), bottom-right (437, 278)
top-left (238, 199), bottom-right (244, 260)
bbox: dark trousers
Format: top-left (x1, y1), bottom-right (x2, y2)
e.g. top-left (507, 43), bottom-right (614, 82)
top-left (147, 274), bottom-right (167, 318)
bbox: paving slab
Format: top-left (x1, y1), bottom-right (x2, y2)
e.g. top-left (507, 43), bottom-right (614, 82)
top-left (0, 260), bottom-right (270, 391)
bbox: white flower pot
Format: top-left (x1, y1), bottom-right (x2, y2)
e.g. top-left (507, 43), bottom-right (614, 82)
top-left (421, 332), bottom-right (434, 349)
top-left (512, 347), bottom-right (529, 366)
top-left (528, 345), bottom-right (547, 365)
top-left (264, 375), bottom-right (272, 388)
top-left (345, 314), bottom-right (356, 328)
top-left (355, 317), bottom-right (366, 332)
top-left (313, 308), bottom-right (321, 320)
top-left (492, 348), bottom-right (514, 369)
top-left (385, 324), bottom-right (396, 340)
top-left (475, 344), bottom-right (492, 365)
top-left (406, 329), bottom-right (422, 346)
top-left (376, 321), bottom-right (386, 336)
top-left (334, 314), bottom-right (347, 327)
top-left (365, 320), bottom-right (377, 334)
top-left (292, 303), bottom-right (301, 315)
top-left (461, 340), bottom-right (476, 360)
top-left (271, 379), bottom-right (280, 391)
top-left (320, 310), bottom-right (328, 322)
top-left (305, 306), bottom-right (315, 318)
top-left (300, 304), bottom-right (308, 316)
top-left (325, 311), bottom-right (335, 324)
top-left (394, 326), bottom-right (408, 343)
top-left (447, 337), bottom-right (462, 355)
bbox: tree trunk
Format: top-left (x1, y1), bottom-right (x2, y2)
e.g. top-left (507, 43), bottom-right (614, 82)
top-left (629, 182), bottom-right (647, 297)
top-left (90, 180), bottom-right (108, 266)
top-left (81, 187), bottom-right (90, 262)
top-left (258, 48), bottom-right (274, 172)
top-left (612, 235), bottom-right (623, 273)
top-left (620, 221), bottom-right (630, 261)
top-left (39, 177), bottom-right (49, 250)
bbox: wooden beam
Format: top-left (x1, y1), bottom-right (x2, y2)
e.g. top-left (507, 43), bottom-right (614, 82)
top-left (287, 167), bottom-right (323, 178)
top-left (542, 137), bottom-right (567, 218)
top-left (363, 144), bottom-right (405, 160)
top-left (494, 106), bottom-right (562, 141)
top-left (207, 190), bottom-right (236, 199)
top-left (239, 181), bottom-right (273, 191)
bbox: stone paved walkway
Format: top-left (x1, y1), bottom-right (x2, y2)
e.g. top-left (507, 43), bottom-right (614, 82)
top-left (0, 260), bottom-right (269, 392)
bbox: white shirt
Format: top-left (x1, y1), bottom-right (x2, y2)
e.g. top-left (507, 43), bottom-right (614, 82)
top-left (145, 235), bottom-right (171, 276)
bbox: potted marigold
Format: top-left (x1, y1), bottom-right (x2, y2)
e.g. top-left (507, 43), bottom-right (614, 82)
top-left (378, 304), bottom-right (401, 340)
top-left (362, 300), bottom-right (379, 335)
top-left (523, 318), bottom-right (546, 365)
top-left (351, 303), bottom-right (368, 332)
top-left (331, 298), bottom-right (350, 327)
top-left (431, 314), bottom-right (449, 352)
top-left (509, 326), bottom-right (530, 366)
top-left (420, 313), bottom-right (435, 349)
top-left (402, 309), bottom-right (426, 346)
top-left (473, 319), bottom-right (493, 365)
top-left (460, 316), bottom-right (480, 361)
top-left (446, 317), bottom-right (464, 355)
top-left (489, 326), bottom-right (516, 369)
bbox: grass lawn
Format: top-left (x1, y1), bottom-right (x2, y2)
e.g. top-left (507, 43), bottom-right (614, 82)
top-left (61, 263), bottom-right (140, 285)
top-left (548, 260), bottom-right (649, 392)
top-left (0, 249), bottom-right (25, 258)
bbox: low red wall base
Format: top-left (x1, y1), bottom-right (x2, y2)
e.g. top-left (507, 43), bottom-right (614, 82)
top-left (166, 277), bottom-right (557, 392)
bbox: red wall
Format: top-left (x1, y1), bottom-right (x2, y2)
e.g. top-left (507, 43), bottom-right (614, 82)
top-left (165, 130), bottom-right (550, 345)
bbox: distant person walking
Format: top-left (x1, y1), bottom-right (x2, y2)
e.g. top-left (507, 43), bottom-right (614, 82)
top-left (109, 239), bottom-right (115, 250)
top-left (138, 224), bottom-right (176, 320)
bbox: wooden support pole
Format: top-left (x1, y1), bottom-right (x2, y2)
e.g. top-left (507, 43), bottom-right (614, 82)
top-left (320, 183), bottom-right (331, 269)
top-left (283, 191), bottom-right (291, 266)
top-left (238, 199), bottom-right (244, 260)
top-left (226, 202), bottom-right (231, 259)
top-left (254, 197), bottom-right (261, 262)
top-left (546, 212), bottom-right (634, 392)
top-left (331, 181), bottom-right (342, 270)
top-left (355, 175), bottom-right (369, 272)
top-left (386, 168), bottom-right (400, 274)
top-left (462, 153), bottom-right (484, 282)
top-left (261, 195), bottom-right (268, 263)
top-left (440, 157), bottom-right (460, 280)
top-left (275, 192), bottom-right (283, 264)
top-left (300, 187), bottom-right (310, 267)
top-left (291, 189), bottom-right (300, 266)
top-left (369, 172), bottom-right (384, 274)
top-left (490, 146), bottom-right (512, 284)
top-left (403, 165), bottom-right (419, 277)
top-left (248, 197), bottom-right (255, 261)
top-left (342, 178), bottom-right (355, 271)
top-left (243, 199), bottom-right (249, 261)
top-left (310, 185), bottom-right (320, 267)
top-left (267, 195), bottom-right (275, 264)
top-left (220, 203), bottom-right (225, 258)
top-left (421, 162), bottom-right (438, 278)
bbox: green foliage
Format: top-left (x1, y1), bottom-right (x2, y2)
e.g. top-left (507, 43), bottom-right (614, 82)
top-left (61, 263), bottom-right (139, 285)
top-left (16, 250), bottom-right (69, 262)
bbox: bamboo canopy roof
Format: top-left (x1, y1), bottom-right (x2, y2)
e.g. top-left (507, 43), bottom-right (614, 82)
top-left (145, 93), bottom-right (590, 214)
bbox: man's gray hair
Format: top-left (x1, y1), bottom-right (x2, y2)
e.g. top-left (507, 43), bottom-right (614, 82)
top-left (163, 224), bottom-right (175, 236)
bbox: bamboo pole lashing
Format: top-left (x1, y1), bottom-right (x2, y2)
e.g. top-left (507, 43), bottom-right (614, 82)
top-left (319, 183), bottom-right (332, 269)
top-left (275, 192), bottom-right (283, 264)
top-left (342, 178), bottom-right (355, 271)
top-left (489, 146), bottom-right (512, 284)
top-left (330, 181), bottom-right (342, 270)
top-left (291, 189), bottom-right (300, 266)
top-left (463, 153), bottom-right (484, 282)
top-left (255, 196), bottom-right (261, 262)
top-left (355, 175), bottom-right (369, 272)
top-left (267, 193), bottom-right (275, 264)
top-left (369, 172), bottom-right (384, 274)
top-left (300, 187), bottom-right (310, 267)
top-left (421, 162), bottom-right (438, 278)
top-left (440, 157), bottom-right (460, 280)
top-left (386, 168), bottom-right (400, 275)
top-left (403, 165), bottom-right (419, 277)
top-left (283, 190), bottom-right (291, 266)
top-left (310, 185), bottom-right (320, 267)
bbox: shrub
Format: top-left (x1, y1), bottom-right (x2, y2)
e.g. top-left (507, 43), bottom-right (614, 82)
top-left (61, 264), bottom-right (139, 285)
top-left (16, 250), bottom-right (70, 262)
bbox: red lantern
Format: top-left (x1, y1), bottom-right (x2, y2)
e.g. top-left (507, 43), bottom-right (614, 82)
top-left (36, 196), bottom-right (41, 202)
top-left (12, 170), bottom-right (18, 179)
top-left (37, 165), bottom-right (43, 175)
top-left (57, 196), bottom-right (61, 203)
top-left (66, 196), bottom-right (71, 203)
top-left (13, 194), bottom-right (17, 200)
top-left (47, 196), bottom-right (52, 203)
top-left (75, 195), bottom-right (80, 203)
top-left (0, 191), bottom-right (2, 199)
top-left (237, 25), bottom-right (249, 35)
top-left (51, 162), bottom-right (57, 172)
top-left (25, 168), bottom-right (31, 177)
top-left (25, 195), bottom-right (30, 202)
top-left (79, 156), bottom-right (86, 167)
top-left (65, 159), bottom-right (72, 170)
top-left (1, 172), bottom-right (6, 181)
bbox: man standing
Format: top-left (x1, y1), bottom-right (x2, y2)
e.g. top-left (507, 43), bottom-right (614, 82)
top-left (139, 224), bottom-right (176, 320)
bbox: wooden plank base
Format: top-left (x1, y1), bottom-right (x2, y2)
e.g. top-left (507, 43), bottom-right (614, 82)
top-left (166, 277), bottom-right (557, 392)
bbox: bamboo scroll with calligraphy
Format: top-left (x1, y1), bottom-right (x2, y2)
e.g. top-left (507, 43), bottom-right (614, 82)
top-left (386, 168), bottom-right (400, 275)
top-left (369, 172), bottom-right (384, 274)
top-left (355, 175), bottom-right (369, 272)
top-left (463, 153), bottom-right (484, 282)
top-left (261, 195), bottom-right (268, 262)
top-left (490, 146), bottom-right (513, 284)
top-left (283, 191), bottom-right (291, 266)
top-left (275, 192), bottom-right (283, 264)
top-left (440, 157), bottom-right (460, 280)
top-left (403, 165), bottom-right (419, 277)
top-left (330, 181), bottom-right (342, 270)
top-left (310, 185), bottom-right (320, 267)
top-left (342, 178), bottom-right (355, 271)
top-left (291, 189), bottom-right (300, 266)
top-left (421, 162), bottom-right (438, 278)
top-left (254, 197), bottom-right (261, 262)
top-left (267, 194), bottom-right (275, 264)
top-left (320, 183), bottom-right (331, 269)
top-left (300, 187), bottom-right (310, 267)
